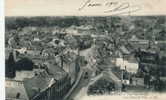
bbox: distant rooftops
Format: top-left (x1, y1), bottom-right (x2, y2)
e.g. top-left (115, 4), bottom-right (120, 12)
top-left (128, 35), bottom-right (149, 43)
top-left (119, 45), bottom-right (131, 55)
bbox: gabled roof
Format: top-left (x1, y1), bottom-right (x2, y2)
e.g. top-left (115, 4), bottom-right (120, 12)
top-left (119, 45), bottom-right (130, 55)
top-left (23, 72), bottom-right (52, 99)
top-left (129, 35), bottom-right (139, 41)
top-left (45, 63), bottom-right (67, 80)
top-left (23, 63), bottom-right (67, 99)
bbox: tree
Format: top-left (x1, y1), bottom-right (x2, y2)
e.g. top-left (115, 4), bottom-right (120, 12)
top-left (5, 52), bottom-right (16, 78)
top-left (15, 58), bottom-right (34, 70)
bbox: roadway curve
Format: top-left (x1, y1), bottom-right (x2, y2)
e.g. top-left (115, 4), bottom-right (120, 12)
top-left (63, 68), bottom-right (86, 100)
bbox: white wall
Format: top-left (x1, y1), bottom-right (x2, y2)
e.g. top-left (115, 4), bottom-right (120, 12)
top-left (115, 58), bottom-right (138, 73)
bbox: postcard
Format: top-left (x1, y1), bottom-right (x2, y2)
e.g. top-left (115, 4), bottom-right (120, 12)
top-left (3, 0), bottom-right (166, 100)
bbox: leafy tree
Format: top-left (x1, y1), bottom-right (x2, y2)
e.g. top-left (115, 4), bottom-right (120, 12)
top-left (5, 52), bottom-right (16, 78)
top-left (15, 58), bottom-right (34, 70)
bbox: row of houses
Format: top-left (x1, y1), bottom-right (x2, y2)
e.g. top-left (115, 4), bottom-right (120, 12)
top-left (6, 65), bottom-right (71, 100)
top-left (5, 47), bottom-right (81, 100)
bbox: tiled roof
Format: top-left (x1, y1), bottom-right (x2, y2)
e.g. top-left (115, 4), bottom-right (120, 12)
top-left (119, 45), bottom-right (130, 55)
top-left (45, 63), bottom-right (67, 80)
top-left (23, 63), bottom-right (67, 99)
top-left (23, 72), bottom-right (51, 99)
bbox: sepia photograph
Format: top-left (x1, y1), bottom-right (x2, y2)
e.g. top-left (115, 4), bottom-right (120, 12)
top-left (5, 16), bottom-right (166, 100)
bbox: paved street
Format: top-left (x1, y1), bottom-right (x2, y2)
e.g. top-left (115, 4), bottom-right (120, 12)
top-left (65, 43), bottom-right (123, 100)
top-left (64, 68), bottom-right (90, 100)
top-left (64, 44), bottom-right (101, 100)
top-left (73, 73), bottom-right (104, 100)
